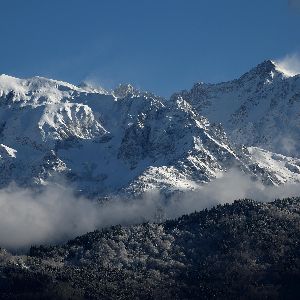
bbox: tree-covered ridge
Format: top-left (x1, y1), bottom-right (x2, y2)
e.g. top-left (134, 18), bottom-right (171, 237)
top-left (1, 198), bottom-right (300, 299)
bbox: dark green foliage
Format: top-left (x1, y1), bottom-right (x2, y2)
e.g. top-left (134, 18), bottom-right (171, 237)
top-left (1, 198), bottom-right (300, 299)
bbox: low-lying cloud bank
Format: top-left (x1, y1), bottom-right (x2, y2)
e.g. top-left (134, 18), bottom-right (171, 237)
top-left (1, 169), bottom-right (300, 250)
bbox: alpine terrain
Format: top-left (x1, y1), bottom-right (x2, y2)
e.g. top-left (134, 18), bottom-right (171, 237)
top-left (1, 60), bottom-right (300, 299)
top-left (0, 60), bottom-right (300, 197)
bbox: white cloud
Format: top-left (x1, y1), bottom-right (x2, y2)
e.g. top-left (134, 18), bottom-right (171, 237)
top-left (1, 170), bottom-right (300, 250)
top-left (275, 54), bottom-right (300, 77)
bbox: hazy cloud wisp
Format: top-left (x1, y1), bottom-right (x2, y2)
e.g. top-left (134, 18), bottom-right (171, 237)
top-left (288, 0), bottom-right (300, 12)
top-left (275, 53), bottom-right (300, 77)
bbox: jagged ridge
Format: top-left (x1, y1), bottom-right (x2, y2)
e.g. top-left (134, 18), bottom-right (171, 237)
top-left (0, 60), bottom-right (300, 196)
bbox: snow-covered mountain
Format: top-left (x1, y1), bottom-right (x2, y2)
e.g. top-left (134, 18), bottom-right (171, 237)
top-left (174, 60), bottom-right (300, 156)
top-left (0, 61), bottom-right (300, 196)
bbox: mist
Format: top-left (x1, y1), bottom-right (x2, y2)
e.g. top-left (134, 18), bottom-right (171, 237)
top-left (1, 169), bottom-right (300, 250)
top-left (275, 53), bottom-right (300, 77)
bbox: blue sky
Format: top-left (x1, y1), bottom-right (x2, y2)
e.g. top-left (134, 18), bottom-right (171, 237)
top-left (0, 0), bottom-right (300, 96)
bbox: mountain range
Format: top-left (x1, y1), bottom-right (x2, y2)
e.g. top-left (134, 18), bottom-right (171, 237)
top-left (0, 60), bottom-right (300, 197)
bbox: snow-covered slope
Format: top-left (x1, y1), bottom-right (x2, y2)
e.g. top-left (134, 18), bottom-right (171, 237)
top-left (174, 60), bottom-right (300, 157)
top-left (1, 66), bottom-right (300, 196)
top-left (245, 147), bottom-right (300, 184)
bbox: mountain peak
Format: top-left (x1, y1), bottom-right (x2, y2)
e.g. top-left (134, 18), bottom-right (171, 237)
top-left (248, 59), bottom-right (277, 77)
top-left (239, 59), bottom-right (295, 82)
top-left (113, 83), bottom-right (137, 98)
top-left (257, 59), bottom-right (277, 72)
top-left (253, 59), bottom-right (299, 78)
